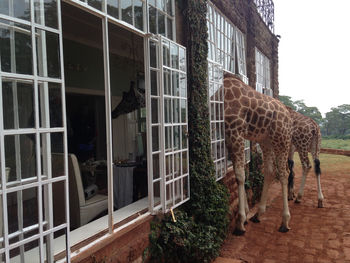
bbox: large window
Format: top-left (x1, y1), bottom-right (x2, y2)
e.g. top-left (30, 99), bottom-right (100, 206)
top-left (207, 3), bottom-right (235, 73)
top-left (208, 61), bottom-right (226, 180)
top-left (235, 29), bottom-right (248, 85)
top-left (1, 0), bottom-right (185, 261)
top-left (255, 48), bottom-right (272, 97)
top-left (207, 2), bottom-right (250, 177)
top-left (0, 0), bottom-right (69, 261)
top-left (75, 0), bottom-right (175, 40)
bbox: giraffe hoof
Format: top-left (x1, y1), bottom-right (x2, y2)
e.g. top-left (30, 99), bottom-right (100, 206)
top-left (278, 225), bottom-right (290, 233)
top-left (244, 220), bottom-right (248, 225)
top-left (318, 200), bottom-right (323, 208)
top-left (294, 199), bottom-right (301, 204)
top-left (233, 228), bottom-right (246, 236)
top-left (249, 214), bottom-right (260, 223)
top-left (288, 196), bottom-right (294, 201)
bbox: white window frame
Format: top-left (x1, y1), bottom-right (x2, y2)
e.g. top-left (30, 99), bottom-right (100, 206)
top-left (255, 48), bottom-right (272, 97)
top-left (235, 28), bottom-right (248, 85)
top-left (207, 2), bottom-right (235, 73)
top-left (208, 60), bottom-right (226, 181)
top-left (0, 0), bottom-right (70, 261)
top-left (146, 35), bottom-right (190, 214)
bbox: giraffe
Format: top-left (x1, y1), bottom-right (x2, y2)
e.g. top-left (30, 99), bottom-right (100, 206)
top-left (224, 73), bottom-right (293, 234)
top-left (111, 81), bottom-right (145, 119)
top-left (286, 107), bottom-right (324, 208)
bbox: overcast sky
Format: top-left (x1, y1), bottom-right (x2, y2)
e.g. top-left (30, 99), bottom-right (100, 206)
top-left (273, 0), bottom-right (350, 116)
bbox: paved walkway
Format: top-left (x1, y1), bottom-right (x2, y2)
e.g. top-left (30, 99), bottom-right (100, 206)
top-left (215, 157), bottom-right (350, 263)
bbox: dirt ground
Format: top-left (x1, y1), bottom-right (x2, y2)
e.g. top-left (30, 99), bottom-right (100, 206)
top-left (214, 153), bottom-right (350, 263)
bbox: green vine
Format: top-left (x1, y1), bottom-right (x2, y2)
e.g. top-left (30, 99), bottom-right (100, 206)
top-left (145, 0), bottom-right (230, 262)
top-left (245, 151), bottom-right (264, 205)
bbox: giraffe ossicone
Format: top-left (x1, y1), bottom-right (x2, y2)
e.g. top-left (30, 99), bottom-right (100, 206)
top-left (224, 73), bottom-right (293, 234)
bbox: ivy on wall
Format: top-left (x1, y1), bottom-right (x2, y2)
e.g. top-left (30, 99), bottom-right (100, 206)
top-left (145, 0), bottom-right (230, 262)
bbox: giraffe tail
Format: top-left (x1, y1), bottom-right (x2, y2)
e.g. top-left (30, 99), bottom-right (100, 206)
top-left (313, 127), bottom-right (322, 176)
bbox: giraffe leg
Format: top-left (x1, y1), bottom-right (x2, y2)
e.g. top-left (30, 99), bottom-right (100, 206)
top-left (314, 159), bottom-right (324, 208)
top-left (229, 138), bottom-right (247, 235)
top-left (310, 131), bottom-right (324, 208)
top-left (250, 146), bottom-right (274, 223)
top-left (277, 154), bottom-right (291, 232)
top-left (233, 165), bottom-right (247, 235)
top-left (295, 150), bottom-right (311, 204)
top-left (288, 144), bottom-right (296, 201)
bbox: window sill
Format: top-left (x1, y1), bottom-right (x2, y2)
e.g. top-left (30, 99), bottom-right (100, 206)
top-left (11, 198), bottom-right (150, 262)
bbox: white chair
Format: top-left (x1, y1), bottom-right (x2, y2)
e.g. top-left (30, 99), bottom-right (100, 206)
top-left (52, 153), bottom-right (108, 229)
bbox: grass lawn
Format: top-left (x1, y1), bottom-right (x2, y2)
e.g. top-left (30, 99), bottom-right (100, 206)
top-left (293, 153), bottom-right (350, 174)
top-left (321, 138), bottom-right (350, 151)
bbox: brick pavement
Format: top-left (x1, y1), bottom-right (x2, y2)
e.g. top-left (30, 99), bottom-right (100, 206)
top-left (215, 158), bottom-right (350, 263)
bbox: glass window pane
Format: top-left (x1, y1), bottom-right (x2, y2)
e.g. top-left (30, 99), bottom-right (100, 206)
top-left (153, 153), bottom-right (160, 179)
top-left (173, 126), bottom-right (180, 150)
top-left (5, 134), bottom-right (37, 185)
top-left (152, 126), bottom-right (159, 151)
top-left (52, 180), bottom-right (66, 227)
top-left (0, 0), bottom-right (30, 21)
top-left (163, 69), bottom-right (171, 95)
top-left (162, 39), bottom-right (170, 67)
top-left (170, 43), bottom-right (178, 69)
top-left (134, 0), bottom-right (143, 30)
top-left (34, 0), bottom-right (58, 29)
top-left (181, 125), bottom-right (187, 149)
top-left (88, 0), bottom-right (102, 11)
top-left (150, 40), bottom-right (157, 68)
top-left (0, 20), bottom-right (33, 75)
top-left (151, 70), bottom-right (158, 95)
top-left (174, 152), bottom-right (180, 178)
top-left (149, 6), bottom-right (157, 34)
top-left (166, 182), bottom-right (173, 209)
top-left (36, 29), bottom-right (61, 78)
top-left (179, 73), bottom-right (186, 98)
top-left (2, 80), bottom-right (34, 130)
top-left (158, 11), bottom-right (165, 36)
top-left (151, 98), bottom-right (159, 123)
top-left (49, 83), bottom-right (63, 128)
top-left (166, 0), bottom-right (173, 15)
top-left (107, 0), bottom-right (119, 19)
top-left (180, 99), bottom-right (186, 123)
top-left (182, 152), bottom-right (188, 174)
top-left (51, 132), bottom-right (64, 157)
top-left (172, 71), bottom-right (179, 96)
top-left (165, 126), bottom-right (172, 152)
top-left (121, 0), bottom-right (133, 25)
top-left (165, 154), bottom-right (172, 177)
top-left (179, 47), bottom-right (186, 72)
top-left (7, 187), bottom-right (38, 240)
top-left (164, 98), bottom-right (171, 123)
top-left (167, 17), bottom-right (173, 40)
top-left (173, 99), bottom-right (179, 123)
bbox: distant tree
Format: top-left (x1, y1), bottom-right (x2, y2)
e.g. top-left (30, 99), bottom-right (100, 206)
top-left (279, 97), bottom-right (322, 125)
top-left (279, 95), bottom-right (296, 110)
top-left (323, 104), bottom-right (350, 136)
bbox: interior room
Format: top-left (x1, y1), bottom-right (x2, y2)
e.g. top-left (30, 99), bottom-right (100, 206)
top-left (61, 3), bottom-right (147, 231)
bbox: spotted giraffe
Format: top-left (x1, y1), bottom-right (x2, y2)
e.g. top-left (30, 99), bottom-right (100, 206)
top-left (224, 73), bottom-right (293, 234)
top-left (286, 107), bottom-right (324, 208)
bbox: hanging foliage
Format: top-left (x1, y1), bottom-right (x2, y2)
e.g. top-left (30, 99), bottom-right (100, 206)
top-left (145, 0), bottom-right (230, 262)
